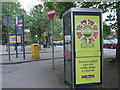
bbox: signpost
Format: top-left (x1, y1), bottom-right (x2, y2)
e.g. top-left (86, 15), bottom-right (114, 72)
top-left (3, 16), bottom-right (12, 62)
top-left (15, 15), bottom-right (25, 59)
top-left (48, 8), bottom-right (56, 70)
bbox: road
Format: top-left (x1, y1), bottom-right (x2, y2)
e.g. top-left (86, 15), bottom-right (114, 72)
top-left (2, 59), bottom-right (69, 88)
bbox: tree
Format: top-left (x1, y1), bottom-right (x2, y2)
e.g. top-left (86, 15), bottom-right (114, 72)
top-left (43, 2), bottom-right (76, 41)
top-left (28, 4), bottom-right (51, 44)
top-left (103, 22), bottom-right (111, 39)
top-left (54, 18), bottom-right (63, 41)
top-left (44, 2), bottom-right (76, 19)
top-left (2, 2), bottom-right (28, 44)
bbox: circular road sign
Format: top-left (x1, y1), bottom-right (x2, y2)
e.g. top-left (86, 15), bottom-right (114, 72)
top-left (48, 8), bottom-right (56, 19)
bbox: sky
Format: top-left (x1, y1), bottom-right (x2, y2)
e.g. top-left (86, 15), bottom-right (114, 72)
top-left (18, 0), bottom-right (43, 13)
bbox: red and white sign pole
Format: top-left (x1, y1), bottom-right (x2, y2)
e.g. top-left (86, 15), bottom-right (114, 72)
top-left (48, 8), bottom-right (56, 70)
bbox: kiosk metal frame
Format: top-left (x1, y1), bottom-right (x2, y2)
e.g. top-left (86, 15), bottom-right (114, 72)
top-left (63, 8), bottom-right (103, 88)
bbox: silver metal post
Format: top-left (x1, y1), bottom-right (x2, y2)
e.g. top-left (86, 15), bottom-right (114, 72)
top-left (7, 26), bottom-right (10, 62)
top-left (52, 19), bottom-right (55, 70)
top-left (3, 16), bottom-right (11, 62)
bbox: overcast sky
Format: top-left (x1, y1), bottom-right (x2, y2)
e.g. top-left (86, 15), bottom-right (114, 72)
top-left (18, 0), bottom-right (43, 13)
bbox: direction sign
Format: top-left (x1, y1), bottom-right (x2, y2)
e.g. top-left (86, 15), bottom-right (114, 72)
top-left (3, 16), bottom-right (12, 26)
top-left (48, 8), bottom-right (56, 19)
top-left (15, 16), bottom-right (24, 34)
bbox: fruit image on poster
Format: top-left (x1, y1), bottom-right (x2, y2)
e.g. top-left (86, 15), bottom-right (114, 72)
top-left (75, 16), bottom-right (100, 49)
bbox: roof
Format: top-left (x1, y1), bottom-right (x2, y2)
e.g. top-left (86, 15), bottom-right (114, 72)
top-left (63, 8), bottom-right (102, 16)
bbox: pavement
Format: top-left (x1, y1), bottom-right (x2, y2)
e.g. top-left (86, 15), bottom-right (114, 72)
top-left (103, 48), bottom-right (116, 59)
top-left (1, 45), bottom-right (63, 55)
top-left (0, 45), bottom-right (64, 64)
top-left (0, 45), bottom-right (116, 64)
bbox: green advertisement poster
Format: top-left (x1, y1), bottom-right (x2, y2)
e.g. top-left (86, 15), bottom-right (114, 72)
top-left (76, 57), bottom-right (101, 84)
top-left (74, 15), bottom-right (101, 84)
top-left (75, 15), bottom-right (100, 51)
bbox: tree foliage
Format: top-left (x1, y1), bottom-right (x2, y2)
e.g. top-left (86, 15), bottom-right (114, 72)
top-left (2, 2), bottom-right (27, 44)
top-left (103, 22), bottom-right (111, 39)
top-left (28, 4), bottom-right (51, 43)
top-left (28, 3), bottom-right (65, 43)
top-left (44, 2), bottom-right (76, 19)
top-left (54, 18), bottom-right (63, 41)
top-left (2, 2), bottom-right (27, 33)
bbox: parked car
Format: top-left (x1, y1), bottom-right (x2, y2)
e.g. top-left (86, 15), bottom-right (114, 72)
top-left (53, 41), bottom-right (64, 45)
top-left (104, 39), bottom-right (117, 49)
top-left (53, 41), bottom-right (58, 45)
top-left (60, 41), bottom-right (64, 45)
top-left (57, 41), bottom-right (64, 45)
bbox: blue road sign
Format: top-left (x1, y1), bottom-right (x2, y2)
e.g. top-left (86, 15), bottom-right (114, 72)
top-left (15, 15), bottom-right (25, 59)
top-left (15, 16), bottom-right (24, 34)
top-left (3, 16), bottom-right (12, 26)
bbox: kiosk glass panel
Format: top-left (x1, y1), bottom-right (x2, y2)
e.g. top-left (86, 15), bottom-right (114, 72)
top-left (64, 13), bottom-right (72, 84)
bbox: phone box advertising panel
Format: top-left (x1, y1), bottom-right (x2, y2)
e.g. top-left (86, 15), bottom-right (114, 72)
top-left (63, 8), bottom-right (103, 87)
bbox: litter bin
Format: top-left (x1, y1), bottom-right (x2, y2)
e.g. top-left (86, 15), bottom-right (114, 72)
top-left (31, 44), bottom-right (40, 59)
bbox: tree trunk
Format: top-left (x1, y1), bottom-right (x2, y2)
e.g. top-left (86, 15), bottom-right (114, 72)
top-left (39, 39), bottom-right (41, 50)
top-left (38, 35), bottom-right (42, 50)
top-left (31, 32), bottom-right (35, 43)
top-left (116, 2), bottom-right (120, 63)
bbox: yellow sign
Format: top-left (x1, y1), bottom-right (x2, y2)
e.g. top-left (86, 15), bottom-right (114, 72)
top-left (76, 57), bottom-right (100, 84)
top-left (9, 36), bottom-right (21, 43)
top-left (74, 15), bottom-right (101, 84)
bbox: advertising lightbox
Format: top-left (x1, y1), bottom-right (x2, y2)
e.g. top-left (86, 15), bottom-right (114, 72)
top-left (9, 36), bottom-right (21, 44)
top-left (63, 8), bottom-right (103, 87)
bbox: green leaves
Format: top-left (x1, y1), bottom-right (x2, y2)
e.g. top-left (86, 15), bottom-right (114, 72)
top-left (44, 2), bottom-right (75, 19)
top-left (28, 4), bottom-right (51, 43)
top-left (103, 22), bottom-right (111, 39)
top-left (2, 2), bottom-right (27, 44)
